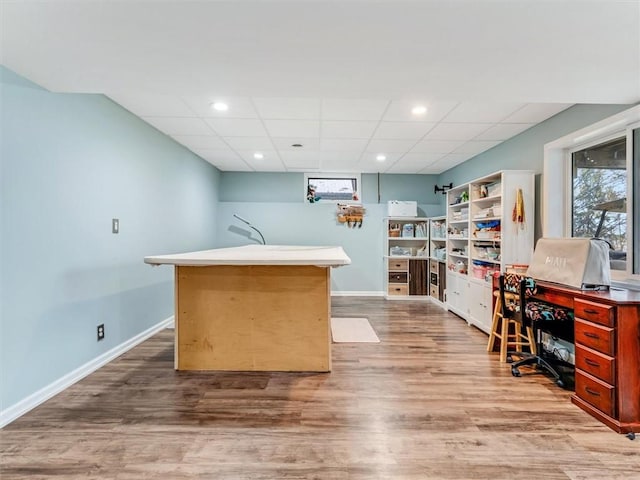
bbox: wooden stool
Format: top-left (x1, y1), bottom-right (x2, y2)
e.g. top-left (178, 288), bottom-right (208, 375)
top-left (487, 291), bottom-right (536, 362)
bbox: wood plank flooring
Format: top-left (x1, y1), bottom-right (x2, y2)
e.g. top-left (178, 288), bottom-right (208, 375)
top-left (1, 298), bottom-right (638, 479)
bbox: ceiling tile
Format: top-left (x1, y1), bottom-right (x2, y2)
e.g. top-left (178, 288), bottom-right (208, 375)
top-left (358, 157), bottom-right (394, 173)
top-left (443, 103), bottom-right (525, 123)
top-left (236, 150), bottom-right (285, 171)
top-left (171, 135), bottom-right (227, 150)
top-left (264, 119), bottom-right (320, 138)
top-left (322, 121), bottom-right (379, 139)
top-left (366, 139), bottom-right (417, 153)
top-left (320, 138), bottom-right (369, 152)
top-left (361, 151), bottom-right (404, 162)
top-left (410, 140), bottom-right (464, 154)
top-left (253, 97), bottom-right (321, 119)
top-left (321, 98), bottom-right (389, 121)
top-left (418, 165), bottom-right (445, 174)
top-left (235, 149), bottom-right (280, 162)
top-left (453, 140), bottom-right (501, 155)
top-left (142, 116), bottom-right (213, 135)
top-left (279, 150), bottom-right (323, 170)
top-left (373, 122), bottom-right (435, 140)
top-left (473, 123), bottom-right (534, 141)
top-left (224, 137), bottom-right (274, 151)
top-left (108, 93), bottom-right (194, 117)
top-left (384, 163), bottom-right (424, 174)
top-left (180, 96), bottom-right (258, 118)
top-left (398, 153), bottom-right (446, 164)
top-left (244, 162), bottom-right (285, 172)
top-left (189, 146), bottom-right (237, 159)
top-left (272, 137), bottom-right (320, 151)
top-left (207, 159), bottom-right (253, 172)
top-left (424, 123), bottom-right (491, 141)
top-left (320, 157), bottom-right (362, 172)
top-left (204, 118), bottom-right (268, 137)
top-left (382, 101), bottom-right (458, 122)
top-left (501, 103), bottom-right (572, 123)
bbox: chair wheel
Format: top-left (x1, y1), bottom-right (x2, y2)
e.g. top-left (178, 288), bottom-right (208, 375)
top-left (556, 379), bottom-right (565, 388)
top-left (626, 432), bottom-right (636, 440)
top-left (511, 367), bottom-right (521, 377)
top-left (506, 356), bottom-right (513, 363)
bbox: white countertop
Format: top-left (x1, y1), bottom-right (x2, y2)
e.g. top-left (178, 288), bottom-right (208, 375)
top-left (144, 245), bottom-right (352, 267)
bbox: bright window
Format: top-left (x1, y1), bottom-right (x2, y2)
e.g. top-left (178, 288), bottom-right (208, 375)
top-left (571, 136), bottom-right (627, 271)
top-left (543, 105), bottom-right (640, 285)
top-left (304, 173), bottom-right (361, 203)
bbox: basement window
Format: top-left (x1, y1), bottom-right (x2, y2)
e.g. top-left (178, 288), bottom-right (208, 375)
top-left (304, 173), bottom-right (361, 204)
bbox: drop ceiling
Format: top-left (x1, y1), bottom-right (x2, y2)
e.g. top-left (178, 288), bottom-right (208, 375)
top-left (2, 1), bottom-right (639, 174)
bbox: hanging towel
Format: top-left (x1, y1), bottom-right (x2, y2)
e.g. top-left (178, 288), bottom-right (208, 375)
top-left (512, 188), bottom-right (525, 228)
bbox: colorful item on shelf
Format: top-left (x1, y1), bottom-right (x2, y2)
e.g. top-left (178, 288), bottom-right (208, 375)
top-left (512, 188), bottom-right (525, 227)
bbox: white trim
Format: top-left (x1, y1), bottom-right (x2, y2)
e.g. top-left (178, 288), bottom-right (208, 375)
top-left (331, 291), bottom-right (384, 297)
top-left (543, 105), bottom-right (640, 284)
top-left (0, 315), bottom-right (174, 428)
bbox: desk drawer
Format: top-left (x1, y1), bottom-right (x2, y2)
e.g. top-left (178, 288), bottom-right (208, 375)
top-left (388, 272), bottom-right (408, 284)
top-left (575, 299), bottom-right (614, 327)
top-left (575, 344), bottom-right (615, 385)
top-left (388, 285), bottom-right (409, 296)
top-left (575, 319), bottom-right (615, 356)
top-left (575, 370), bottom-right (615, 418)
top-left (535, 290), bottom-right (573, 309)
top-left (388, 259), bottom-right (409, 271)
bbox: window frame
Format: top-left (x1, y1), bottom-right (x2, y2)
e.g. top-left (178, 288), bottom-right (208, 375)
top-left (543, 105), bottom-right (640, 287)
top-left (303, 172), bottom-right (362, 204)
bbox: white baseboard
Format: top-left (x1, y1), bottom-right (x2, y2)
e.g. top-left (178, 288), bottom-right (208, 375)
top-left (331, 291), bottom-right (384, 297)
top-left (0, 315), bottom-right (174, 428)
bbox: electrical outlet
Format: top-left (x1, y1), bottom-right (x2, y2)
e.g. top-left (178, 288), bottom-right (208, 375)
top-left (97, 324), bottom-right (105, 341)
top-left (112, 218), bottom-right (119, 234)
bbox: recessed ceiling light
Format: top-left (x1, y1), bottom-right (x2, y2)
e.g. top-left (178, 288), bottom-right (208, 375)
top-left (376, 154), bottom-right (387, 161)
top-left (291, 143), bottom-right (303, 148)
top-left (211, 102), bottom-right (229, 112)
top-left (411, 105), bottom-right (427, 115)
top-left (253, 152), bottom-right (264, 159)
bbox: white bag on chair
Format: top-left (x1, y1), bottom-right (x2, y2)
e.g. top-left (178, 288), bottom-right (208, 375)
top-left (526, 238), bottom-right (611, 290)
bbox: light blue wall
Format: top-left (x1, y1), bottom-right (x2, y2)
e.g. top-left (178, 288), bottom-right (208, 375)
top-left (436, 104), bottom-right (634, 236)
top-left (218, 173), bottom-right (442, 291)
top-left (0, 67), bottom-right (221, 410)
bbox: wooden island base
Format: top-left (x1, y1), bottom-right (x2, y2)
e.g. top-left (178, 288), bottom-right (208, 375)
top-left (175, 264), bottom-right (331, 371)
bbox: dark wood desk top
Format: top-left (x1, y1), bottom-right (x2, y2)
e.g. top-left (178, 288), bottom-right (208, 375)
top-left (534, 280), bottom-right (640, 309)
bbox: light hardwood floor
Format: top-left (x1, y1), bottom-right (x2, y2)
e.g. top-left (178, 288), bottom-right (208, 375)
top-left (1, 298), bottom-right (638, 479)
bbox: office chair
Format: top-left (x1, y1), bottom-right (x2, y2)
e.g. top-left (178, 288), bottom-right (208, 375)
top-left (499, 273), bottom-right (574, 388)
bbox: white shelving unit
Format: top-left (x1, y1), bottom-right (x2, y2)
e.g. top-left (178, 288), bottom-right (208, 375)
top-left (445, 170), bottom-right (535, 333)
top-left (384, 217), bottom-right (430, 299)
top-left (428, 216), bottom-right (447, 305)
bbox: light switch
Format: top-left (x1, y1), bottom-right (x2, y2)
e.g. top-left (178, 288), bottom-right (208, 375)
top-left (112, 218), bottom-right (119, 234)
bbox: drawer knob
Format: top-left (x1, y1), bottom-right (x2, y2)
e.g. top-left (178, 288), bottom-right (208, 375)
top-left (585, 358), bottom-right (600, 367)
top-left (584, 309), bottom-right (599, 314)
top-left (585, 387), bottom-right (601, 397)
top-left (584, 332), bottom-right (600, 339)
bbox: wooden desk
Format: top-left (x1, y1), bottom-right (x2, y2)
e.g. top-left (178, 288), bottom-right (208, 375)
top-left (534, 281), bottom-right (640, 435)
top-left (145, 245), bottom-right (351, 372)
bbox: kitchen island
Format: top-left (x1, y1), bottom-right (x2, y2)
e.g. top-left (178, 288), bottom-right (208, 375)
top-left (144, 245), bottom-right (351, 372)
